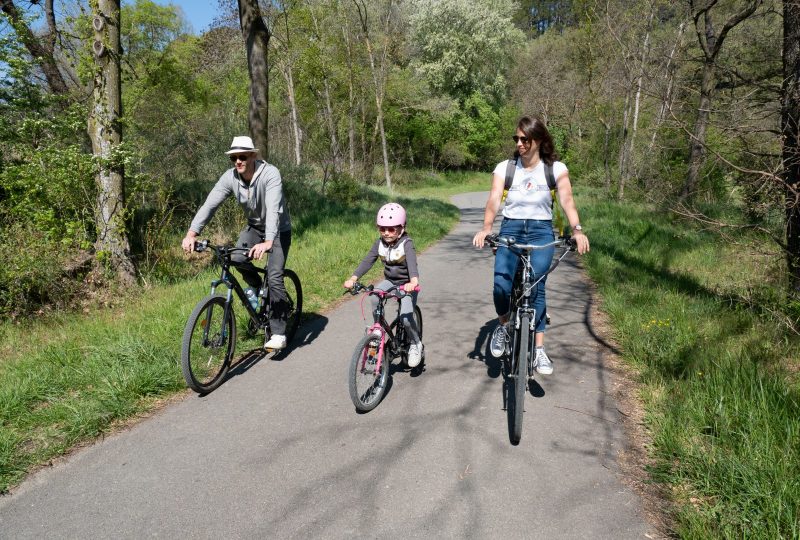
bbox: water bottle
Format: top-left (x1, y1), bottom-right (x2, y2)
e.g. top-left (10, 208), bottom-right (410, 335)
top-left (245, 288), bottom-right (259, 310)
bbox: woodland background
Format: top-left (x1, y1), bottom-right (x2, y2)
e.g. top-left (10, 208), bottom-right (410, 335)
top-left (1, 0), bottom-right (796, 321)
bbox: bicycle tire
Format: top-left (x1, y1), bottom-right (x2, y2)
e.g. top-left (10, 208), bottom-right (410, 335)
top-left (283, 269), bottom-right (303, 341)
top-left (181, 294), bottom-right (236, 394)
top-left (512, 313), bottom-right (531, 443)
top-left (392, 306), bottom-right (423, 368)
top-left (348, 333), bottom-right (389, 412)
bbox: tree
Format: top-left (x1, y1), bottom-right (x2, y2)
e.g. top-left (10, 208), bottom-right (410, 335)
top-left (353, 0), bottom-right (394, 189)
top-left (682, 0), bottom-right (764, 200)
top-left (784, 0), bottom-right (800, 293)
top-left (0, 0), bottom-right (70, 95)
top-left (409, 0), bottom-right (524, 105)
top-left (88, 0), bottom-right (136, 284)
top-left (238, 0), bottom-right (270, 155)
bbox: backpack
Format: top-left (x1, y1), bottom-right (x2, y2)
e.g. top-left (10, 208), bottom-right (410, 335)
top-left (503, 155), bottom-right (556, 193)
top-left (502, 156), bottom-right (564, 234)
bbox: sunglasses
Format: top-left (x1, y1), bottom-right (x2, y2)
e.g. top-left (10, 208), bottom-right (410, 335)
top-left (378, 225), bottom-right (401, 233)
top-left (512, 135), bottom-right (530, 144)
top-left (229, 154), bottom-right (250, 163)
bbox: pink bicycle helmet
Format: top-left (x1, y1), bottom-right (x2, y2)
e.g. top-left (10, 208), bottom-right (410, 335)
top-left (376, 203), bottom-right (406, 227)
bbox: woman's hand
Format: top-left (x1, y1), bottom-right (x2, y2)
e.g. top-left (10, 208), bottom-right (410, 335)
top-left (403, 281), bottom-right (418, 293)
top-left (473, 229), bottom-right (492, 249)
top-left (573, 231), bottom-right (590, 255)
top-left (343, 275), bottom-right (358, 289)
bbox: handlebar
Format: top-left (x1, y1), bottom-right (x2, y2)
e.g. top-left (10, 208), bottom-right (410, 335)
top-left (345, 282), bottom-right (420, 298)
top-left (485, 233), bottom-right (576, 252)
top-left (193, 239), bottom-right (271, 259)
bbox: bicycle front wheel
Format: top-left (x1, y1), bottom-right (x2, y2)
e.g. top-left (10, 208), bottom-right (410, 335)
top-left (512, 313), bottom-right (531, 444)
top-left (348, 333), bottom-right (389, 412)
top-left (181, 295), bottom-right (236, 394)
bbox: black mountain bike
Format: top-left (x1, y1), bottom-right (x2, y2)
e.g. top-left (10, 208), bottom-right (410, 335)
top-left (345, 282), bottom-right (423, 412)
top-left (180, 240), bottom-right (303, 393)
top-left (485, 233), bottom-right (575, 444)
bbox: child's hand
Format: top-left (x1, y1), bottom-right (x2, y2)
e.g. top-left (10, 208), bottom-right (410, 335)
top-left (403, 282), bottom-right (418, 293)
top-left (344, 277), bottom-right (358, 289)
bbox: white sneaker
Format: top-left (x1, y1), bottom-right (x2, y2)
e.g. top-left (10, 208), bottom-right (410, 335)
top-left (407, 341), bottom-right (424, 368)
top-left (265, 334), bottom-right (287, 350)
top-left (534, 347), bottom-right (553, 375)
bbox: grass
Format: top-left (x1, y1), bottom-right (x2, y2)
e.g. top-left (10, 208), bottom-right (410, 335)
top-left (0, 178), bottom-right (468, 492)
top-left (8, 169), bottom-right (795, 537)
top-left (580, 188), bottom-right (800, 538)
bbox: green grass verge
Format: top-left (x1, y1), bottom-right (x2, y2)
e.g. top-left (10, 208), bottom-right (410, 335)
top-left (580, 189), bottom-right (800, 538)
top-left (0, 182), bottom-right (465, 493)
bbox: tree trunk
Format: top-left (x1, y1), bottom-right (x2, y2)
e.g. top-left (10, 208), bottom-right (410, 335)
top-left (683, 59), bottom-right (716, 199)
top-left (238, 0), bottom-right (270, 156)
top-left (784, 0), bottom-right (800, 293)
top-left (354, 0), bottom-right (392, 190)
top-left (681, 0), bottom-right (763, 200)
top-left (622, 6), bottom-right (654, 198)
top-left (280, 63), bottom-right (302, 165)
top-left (87, 0), bottom-right (135, 284)
top-left (649, 21), bottom-right (686, 154)
top-left (617, 89), bottom-right (631, 198)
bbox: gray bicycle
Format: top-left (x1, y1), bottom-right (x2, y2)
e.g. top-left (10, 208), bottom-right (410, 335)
top-left (486, 233), bottom-right (575, 444)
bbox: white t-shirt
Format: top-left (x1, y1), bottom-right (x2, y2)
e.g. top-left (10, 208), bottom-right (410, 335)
top-left (494, 159), bottom-right (568, 220)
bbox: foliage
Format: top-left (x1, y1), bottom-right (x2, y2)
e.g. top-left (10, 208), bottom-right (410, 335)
top-left (409, 0), bottom-right (524, 105)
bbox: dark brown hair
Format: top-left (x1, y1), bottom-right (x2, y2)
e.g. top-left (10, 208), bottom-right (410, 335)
top-left (515, 116), bottom-right (558, 166)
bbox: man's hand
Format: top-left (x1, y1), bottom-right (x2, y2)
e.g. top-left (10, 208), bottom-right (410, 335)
top-left (248, 240), bottom-right (273, 260)
top-left (181, 232), bottom-right (197, 254)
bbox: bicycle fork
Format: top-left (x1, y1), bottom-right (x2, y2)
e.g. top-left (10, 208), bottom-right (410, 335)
top-left (361, 325), bottom-right (386, 374)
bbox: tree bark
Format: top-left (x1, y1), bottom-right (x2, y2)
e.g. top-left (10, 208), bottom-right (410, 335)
top-left (238, 0), bottom-right (271, 157)
top-left (87, 0), bottom-right (136, 284)
top-left (784, 0), bottom-right (800, 293)
top-left (681, 0), bottom-right (763, 200)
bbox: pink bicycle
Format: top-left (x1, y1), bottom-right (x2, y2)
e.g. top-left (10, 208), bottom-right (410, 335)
top-left (345, 282), bottom-right (423, 412)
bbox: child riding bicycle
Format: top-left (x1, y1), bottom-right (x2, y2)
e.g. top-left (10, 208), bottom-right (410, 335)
top-left (343, 203), bottom-right (424, 367)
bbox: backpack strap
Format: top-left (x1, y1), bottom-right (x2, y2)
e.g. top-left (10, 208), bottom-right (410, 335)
top-left (544, 163), bottom-right (556, 190)
top-left (504, 156), bottom-right (517, 191)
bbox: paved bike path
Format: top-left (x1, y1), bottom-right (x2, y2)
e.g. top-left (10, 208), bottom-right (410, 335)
top-left (0, 192), bottom-right (651, 538)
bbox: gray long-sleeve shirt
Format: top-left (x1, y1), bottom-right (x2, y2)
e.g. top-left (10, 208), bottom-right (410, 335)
top-left (189, 160), bottom-right (291, 241)
top-left (353, 235), bottom-right (419, 285)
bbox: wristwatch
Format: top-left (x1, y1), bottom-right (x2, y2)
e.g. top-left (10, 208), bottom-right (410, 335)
top-left (573, 224), bottom-right (583, 232)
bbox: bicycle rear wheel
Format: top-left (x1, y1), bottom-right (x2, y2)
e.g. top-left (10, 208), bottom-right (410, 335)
top-left (392, 306), bottom-right (423, 368)
top-left (511, 313), bottom-right (531, 444)
top-left (282, 269), bottom-right (303, 341)
top-left (348, 333), bottom-right (389, 412)
top-left (181, 295), bottom-right (236, 394)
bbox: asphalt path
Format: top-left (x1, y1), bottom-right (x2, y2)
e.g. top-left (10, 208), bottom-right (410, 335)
top-left (0, 192), bottom-right (651, 538)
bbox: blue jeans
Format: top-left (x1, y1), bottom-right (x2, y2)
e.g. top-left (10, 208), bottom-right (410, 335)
top-left (493, 219), bottom-right (554, 333)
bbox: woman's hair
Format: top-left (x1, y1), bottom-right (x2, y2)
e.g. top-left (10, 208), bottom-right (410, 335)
top-left (516, 116), bottom-right (559, 166)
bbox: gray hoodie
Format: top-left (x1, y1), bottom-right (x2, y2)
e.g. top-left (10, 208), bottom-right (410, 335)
top-left (189, 160), bottom-right (291, 241)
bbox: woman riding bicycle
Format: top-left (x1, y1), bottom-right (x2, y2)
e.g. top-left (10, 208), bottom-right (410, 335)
top-left (472, 116), bottom-right (590, 374)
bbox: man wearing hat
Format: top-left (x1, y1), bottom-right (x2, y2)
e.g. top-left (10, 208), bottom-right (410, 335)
top-left (182, 136), bottom-right (292, 350)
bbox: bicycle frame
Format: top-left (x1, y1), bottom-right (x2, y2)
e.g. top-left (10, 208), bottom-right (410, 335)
top-left (491, 235), bottom-right (575, 374)
top-left (196, 241), bottom-right (269, 329)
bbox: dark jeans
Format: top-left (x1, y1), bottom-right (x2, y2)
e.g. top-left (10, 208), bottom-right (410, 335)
top-left (232, 226), bottom-right (292, 335)
top-left (493, 218), bottom-right (554, 333)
